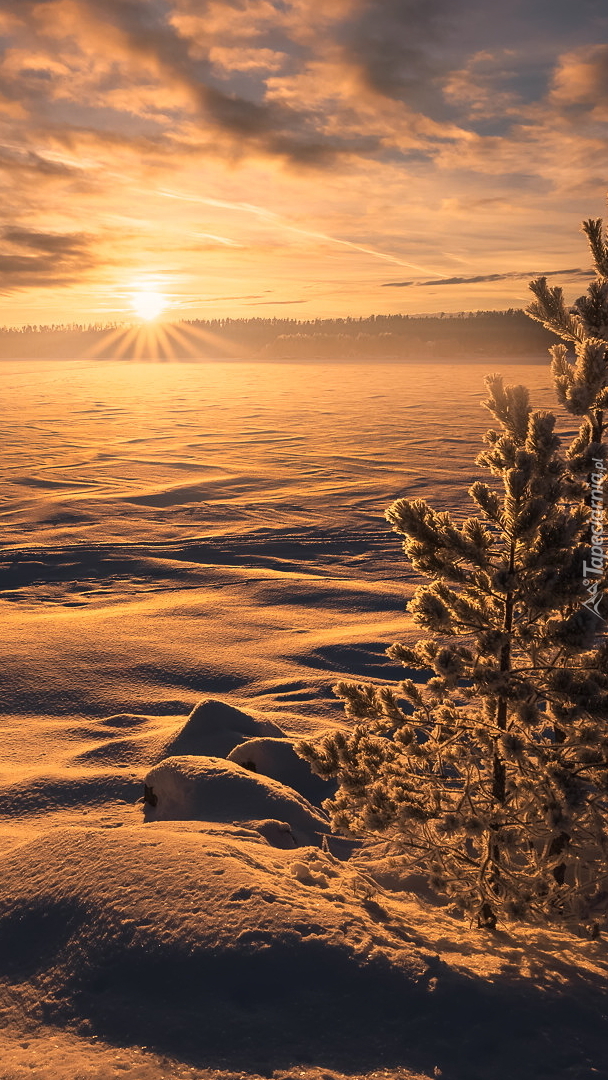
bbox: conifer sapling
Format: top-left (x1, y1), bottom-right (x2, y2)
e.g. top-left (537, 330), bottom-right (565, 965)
top-left (298, 215), bottom-right (608, 932)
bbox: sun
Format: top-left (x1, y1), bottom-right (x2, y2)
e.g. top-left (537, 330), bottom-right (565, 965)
top-left (129, 289), bottom-right (168, 322)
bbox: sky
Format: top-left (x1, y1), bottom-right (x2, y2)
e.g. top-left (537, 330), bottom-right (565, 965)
top-left (1, 0), bottom-right (608, 327)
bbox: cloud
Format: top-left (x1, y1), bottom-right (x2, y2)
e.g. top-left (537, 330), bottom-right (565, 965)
top-left (336, 0), bottom-right (451, 108)
top-left (550, 45), bottom-right (608, 121)
top-left (0, 145), bottom-right (78, 178)
top-left (0, 227), bottom-right (97, 291)
top-left (442, 50), bottom-right (536, 122)
top-left (1, 0), bottom-right (605, 184)
top-left (244, 296), bottom-right (309, 304)
top-left (382, 268), bottom-right (593, 288)
top-left (3, 227), bottom-right (88, 253)
top-left (208, 46), bottom-right (288, 75)
top-left (0, 0), bottom-right (482, 174)
top-left (25, 0), bottom-right (358, 166)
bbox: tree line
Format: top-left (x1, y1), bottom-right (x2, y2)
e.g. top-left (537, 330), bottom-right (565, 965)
top-left (0, 309), bottom-right (560, 360)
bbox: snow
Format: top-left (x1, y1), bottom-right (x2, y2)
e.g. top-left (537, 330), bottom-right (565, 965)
top-left (227, 736), bottom-right (336, 805)
top-left (154, 699), bottom-right (286, 760)
top-left (0, 357), bottom-right (605, 1079)
top-left (2, 808), bottom-right (608, 1079)
top-left (142, 754), bottom-right (330, 845)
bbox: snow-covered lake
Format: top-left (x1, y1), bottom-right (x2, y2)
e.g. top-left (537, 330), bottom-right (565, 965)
top-left (0, 357), bottom-right (558, 723)
top-left (3, 356), bottom-right (604, 1080)
top-left (0, 357), bottom-right (557, 549)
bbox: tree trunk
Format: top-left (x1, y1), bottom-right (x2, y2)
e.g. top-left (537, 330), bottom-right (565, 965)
top-left (484, 541), bottom-right (516, 926)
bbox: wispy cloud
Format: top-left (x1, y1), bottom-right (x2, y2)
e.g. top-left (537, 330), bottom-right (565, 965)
top-left (245, 297), bottom-right (309, 305)
top-left (158, 186), bottom-right (440, 271)
top-left (382, 268), bottom-right (594, 288)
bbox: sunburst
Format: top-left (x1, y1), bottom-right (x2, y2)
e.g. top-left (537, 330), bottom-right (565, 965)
top-left (129, 289), bottom-right (167, 322)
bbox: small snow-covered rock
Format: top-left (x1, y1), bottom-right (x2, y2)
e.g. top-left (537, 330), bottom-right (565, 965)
top-left (143, 755), bottom-right (329, 847)
top-left (154, 698), bottom-right (285, 761)
top-left (227, 736), bottom-right (336, 806)
top-left (243, 818), bottom-right (298, 848)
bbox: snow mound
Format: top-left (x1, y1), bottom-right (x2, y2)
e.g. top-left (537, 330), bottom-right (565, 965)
top-left (154, 698), bottom-right (285, 761)
top-left (143, 755), bottom-right (329, 846)
top-left (0, 824), bottom-right (432, 1076)
top-left (1, 824), bottom-right (607, 1079)
top-left (245, 818), bottom-right (298, 848)
top-left (227, 736), bottom-right (336, 805)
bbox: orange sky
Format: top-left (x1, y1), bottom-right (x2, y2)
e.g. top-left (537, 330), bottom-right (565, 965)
top-left (1, 0), bottom-right (607, 327)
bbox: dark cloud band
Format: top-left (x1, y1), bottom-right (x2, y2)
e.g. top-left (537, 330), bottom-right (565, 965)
top-left (382, 268), bottom-right (593, 288)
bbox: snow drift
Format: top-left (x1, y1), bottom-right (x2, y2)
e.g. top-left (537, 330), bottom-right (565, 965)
top-left (153, 699), bottom-right (286, 761)
top-left (143, 754), bottom-right (330, 846)
top-left (227, 735), bottom-right (336, 806)
top-left (2, 822), bottom-right (608, 1079)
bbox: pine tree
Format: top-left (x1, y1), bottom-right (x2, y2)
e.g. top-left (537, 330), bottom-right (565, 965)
top-left (527, 217), bottom-right (608, 496)
top-left (298, 219), bottom-right (608, 933)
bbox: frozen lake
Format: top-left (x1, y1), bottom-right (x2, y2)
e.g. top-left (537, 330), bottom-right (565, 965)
top-left (0, 357), bottom-right (561, 728)
top-left (0, 357), bottom-right (558, 554)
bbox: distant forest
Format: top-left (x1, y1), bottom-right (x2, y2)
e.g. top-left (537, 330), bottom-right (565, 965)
top-left (0, 309), bottom-right (561, 360)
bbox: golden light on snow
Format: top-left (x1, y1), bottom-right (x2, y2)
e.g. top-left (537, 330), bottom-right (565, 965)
top-left (129, 289), bottom-right (168, 322)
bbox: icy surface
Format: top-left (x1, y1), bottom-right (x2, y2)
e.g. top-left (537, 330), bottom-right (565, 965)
top-left (1, 358), bottom-right (604, 1079)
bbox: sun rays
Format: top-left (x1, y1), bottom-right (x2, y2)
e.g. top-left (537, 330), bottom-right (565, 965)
top-left (80, 271), bottom-right (253, 361)
top-left (83, 315), bottom-right (250, 362)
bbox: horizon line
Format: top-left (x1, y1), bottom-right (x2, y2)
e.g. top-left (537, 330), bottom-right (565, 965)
top-left (0, 307), bottom-right (542, 335)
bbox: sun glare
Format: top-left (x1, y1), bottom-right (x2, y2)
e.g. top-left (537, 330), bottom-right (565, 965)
top-left (130, 290), bottom-right (168, 322)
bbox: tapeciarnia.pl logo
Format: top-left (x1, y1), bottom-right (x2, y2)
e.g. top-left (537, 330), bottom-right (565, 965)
top-left (582, 458), bottom-right (606, 620)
